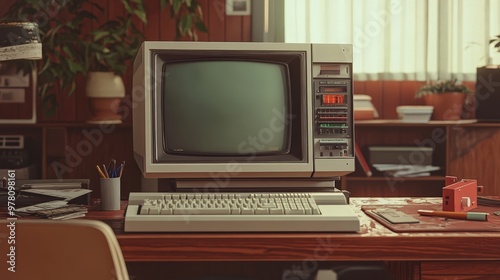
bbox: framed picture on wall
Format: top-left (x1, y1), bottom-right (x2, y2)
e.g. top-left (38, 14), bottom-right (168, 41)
top-left (226, 0), bottom-right (251, 16)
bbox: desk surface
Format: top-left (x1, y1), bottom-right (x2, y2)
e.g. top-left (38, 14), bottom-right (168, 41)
top-left (86, 197), bottom-right (500, 262)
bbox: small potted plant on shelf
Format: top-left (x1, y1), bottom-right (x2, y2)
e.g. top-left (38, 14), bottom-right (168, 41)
top-left (415, 79), bottom-right (471, 120)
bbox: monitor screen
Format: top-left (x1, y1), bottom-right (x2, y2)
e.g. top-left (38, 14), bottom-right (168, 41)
top-left (163, 60), bottom-right (289, 156)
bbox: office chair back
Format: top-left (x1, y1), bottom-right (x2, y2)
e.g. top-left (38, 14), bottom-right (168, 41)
top-left (0, 219), bottom-right (129, 280)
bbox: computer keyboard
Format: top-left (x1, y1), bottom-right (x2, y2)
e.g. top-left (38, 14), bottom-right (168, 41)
top-left (124, 192), bottom-right (360, 232)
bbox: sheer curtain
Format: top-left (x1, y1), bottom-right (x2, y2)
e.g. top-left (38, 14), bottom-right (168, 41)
top-left (284, 0), bottom-right (500, 81)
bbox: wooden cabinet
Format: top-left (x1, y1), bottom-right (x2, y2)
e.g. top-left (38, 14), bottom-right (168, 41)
top-left (342, 120), bottom-right (500, 197)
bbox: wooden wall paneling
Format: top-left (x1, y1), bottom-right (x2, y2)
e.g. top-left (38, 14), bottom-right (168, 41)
top-left (197, 0), bottom-right (210, 41)
top-left (381, 81), bottom-right (401, 119)
top-left (400, 81), bottom-right (425, 106)
top-left (353, 81), bottom-right (366, 95)
top-left (241, 14), bottom-right (252, 41)
top-left (0, 0), bottom-right (16, 13)
top-left (56, 93), bottom-right (77, 122)
top-left (208, 0), bottom-right (226, 41)
top-left (362, 81), bottom-right (384, 118)
top-left (158, 5), bottom-right (177, 41)
top-left (354, 126), bottom-right (382, 148)
top-left (75, 76), bottom-right (90, 123)
top-left (462, 81), bottom-right (477, 119)
top-left (447, 126), bottom-right (500, 196)
top-left (225, 16), bottom-right (244, 41)
top-left (110, 0), bottom-right (135, 124)
top-left (143, 1), bottom-right (160, 40)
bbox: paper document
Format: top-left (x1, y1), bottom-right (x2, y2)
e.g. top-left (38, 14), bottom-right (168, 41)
top-left (20, 182), bottom-right (82, 189)
top-left (22, 188), bottom-right (92, 200)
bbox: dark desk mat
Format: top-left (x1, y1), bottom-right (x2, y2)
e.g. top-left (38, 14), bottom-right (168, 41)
top-left (362, 204), bottom-right (500, 233)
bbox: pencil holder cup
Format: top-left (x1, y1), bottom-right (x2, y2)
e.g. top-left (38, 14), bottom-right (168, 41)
top-left (100, 177), bottom-right (121, 210)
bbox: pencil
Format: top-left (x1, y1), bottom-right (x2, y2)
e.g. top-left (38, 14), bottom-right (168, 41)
top-left (96, 165), bottom-right (106, 178)
top-left (417, 210), bottom-right (488, 221)
top-left (118, 161), bottom-right (125, 177)
top-left (108, 159), bottom-right (115, 174)
top-left (102, 164), bottom-right (110, 178)
top-left (111, 165), bottom-right (121, 178)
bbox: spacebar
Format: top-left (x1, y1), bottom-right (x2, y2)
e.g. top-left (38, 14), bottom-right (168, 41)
top-left (173, 208), bottom-right (231, 215)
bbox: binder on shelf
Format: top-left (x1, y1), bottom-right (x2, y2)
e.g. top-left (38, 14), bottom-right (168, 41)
top-left (354, 142), bottom-right (372, 177)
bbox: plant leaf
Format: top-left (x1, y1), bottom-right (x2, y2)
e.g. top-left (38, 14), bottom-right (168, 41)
top-left (195, 21), bottom-right (208, 33)
top-left (173, 0), bottom-right (182, 14)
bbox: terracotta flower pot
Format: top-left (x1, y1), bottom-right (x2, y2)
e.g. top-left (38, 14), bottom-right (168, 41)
top-left (88, 98), bottom-right (123, 124)
top-left (423, 92), bottom-right (466, 120)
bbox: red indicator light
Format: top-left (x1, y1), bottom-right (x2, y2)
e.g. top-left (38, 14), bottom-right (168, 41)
top-left (322, 94), bottom-right (344, 104)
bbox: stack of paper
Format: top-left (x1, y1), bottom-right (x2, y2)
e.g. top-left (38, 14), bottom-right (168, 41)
top-left (14, 188), bottom-right (92, 220)
top-left (15, 201), bottom-right (88, 220)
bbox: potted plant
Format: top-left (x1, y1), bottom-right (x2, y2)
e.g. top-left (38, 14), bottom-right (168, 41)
top-left (2, 0), bottom-right (207, 119)
top-left (80, 9), bottom-right (146, 124)
top-left (489, 34), bottom-right (500, 65)
top-left (416, 79), bottom-right (471, 120)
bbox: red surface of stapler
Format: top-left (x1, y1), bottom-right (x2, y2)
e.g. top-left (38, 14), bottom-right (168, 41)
top-left (442, 176), bottom-right (483, 212)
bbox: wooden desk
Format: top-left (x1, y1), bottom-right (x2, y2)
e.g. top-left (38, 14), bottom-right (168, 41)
top-left (87, 197), bottom-right (500, 279)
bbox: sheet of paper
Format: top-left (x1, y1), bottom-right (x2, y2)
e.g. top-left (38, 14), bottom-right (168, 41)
top-left (21, 182), bottom-right (82, 189)
top-left (22, 188), bottom-right (92, 200)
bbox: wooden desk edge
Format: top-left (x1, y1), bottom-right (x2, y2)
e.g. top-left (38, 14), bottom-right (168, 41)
top-left (92, 197), bottom-right (500, 262)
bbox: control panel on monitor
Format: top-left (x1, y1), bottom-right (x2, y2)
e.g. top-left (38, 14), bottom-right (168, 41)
top-left (132, 42), bottom-right (354, 189)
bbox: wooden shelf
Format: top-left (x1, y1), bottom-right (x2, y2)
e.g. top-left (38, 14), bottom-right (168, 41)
top-left (345, 119), bottom-right (500, 197)
top-left (354, 119), bottom-right (478, 127)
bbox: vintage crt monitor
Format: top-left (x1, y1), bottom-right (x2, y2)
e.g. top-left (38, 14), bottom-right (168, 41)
top-left (132, 42), bottom-right (354, 190)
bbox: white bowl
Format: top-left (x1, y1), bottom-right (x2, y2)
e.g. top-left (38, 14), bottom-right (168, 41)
top-left (397, 105), bottom-right (433, 123)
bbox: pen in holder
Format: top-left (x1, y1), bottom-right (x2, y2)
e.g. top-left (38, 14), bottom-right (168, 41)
top-left (100, 177), bottom-right (121, 211)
